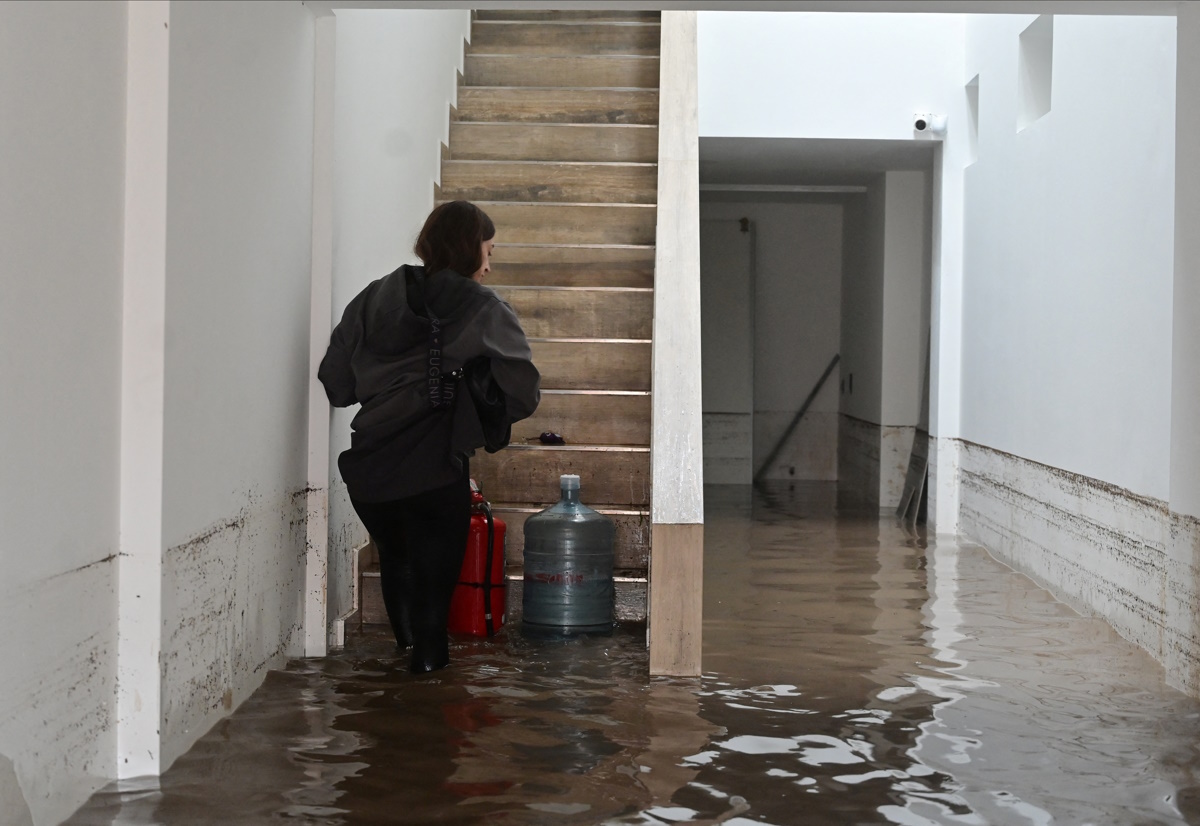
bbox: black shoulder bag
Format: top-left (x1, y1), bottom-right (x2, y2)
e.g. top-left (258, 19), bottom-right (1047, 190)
top-left (411, 268), bottom-right (512, 453)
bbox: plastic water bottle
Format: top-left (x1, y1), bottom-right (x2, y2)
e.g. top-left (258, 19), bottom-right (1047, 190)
top-left (521, 474), bottom-right (615, 637)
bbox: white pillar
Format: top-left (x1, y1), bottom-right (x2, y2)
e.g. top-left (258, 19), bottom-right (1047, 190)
top-left (649, 10), bottom-right (704, 677)
top-left (305, 9), bottom-right (336, 658)
top-left (928, 123), bottom-right (966, 535)
top-left (1167, 0), bottom-right (1200, 695)
top-left (1172, 2), bottom-right (1200, 520)
top-left (117, 0), bottom-right (170, 779)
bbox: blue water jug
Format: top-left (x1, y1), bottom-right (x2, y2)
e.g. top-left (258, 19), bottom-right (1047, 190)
top-left (521, 474), bottom-right (615, 637)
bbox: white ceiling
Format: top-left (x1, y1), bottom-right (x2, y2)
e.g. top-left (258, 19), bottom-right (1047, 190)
top-left (699, 137), bottom-right (936, 188)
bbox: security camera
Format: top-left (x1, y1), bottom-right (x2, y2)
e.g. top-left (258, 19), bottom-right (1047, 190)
top-left (914, 113), bottom-right (948, 136)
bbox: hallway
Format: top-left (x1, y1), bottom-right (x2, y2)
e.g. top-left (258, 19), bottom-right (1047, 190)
top-left (67, 485), bottom-right (1200, 825)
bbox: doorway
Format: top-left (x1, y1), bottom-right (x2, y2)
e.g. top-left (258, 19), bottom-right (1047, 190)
top-left (698, 137), bottom-right (935, 513)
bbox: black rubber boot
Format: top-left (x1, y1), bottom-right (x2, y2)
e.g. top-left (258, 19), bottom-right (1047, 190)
top-left (407, 538), bottom-right (464, 673)
top-left (376, 540), bottom-right (414, 650)
top-left (408, 642), bottom-right (450, 674)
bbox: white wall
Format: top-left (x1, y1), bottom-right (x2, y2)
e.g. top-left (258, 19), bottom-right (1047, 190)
top-left (960, 14), bottom-right (1177, 500)
top-left (699, 199), bottom-right (843, 481)
top-left (880, 170), bottom-right (933, 505)
top-left (699, 218), bottom-right (754, 483)
top-left (158, 0), bottom-right (315, 768)
top-left (0, 2), bottom-right (126, 822)
top-left (881, 171), bottom-right (933, 429)
top-left (700, 12), bottom-right (967, 143)
top-left (328, 9), bottom-right (470, 626)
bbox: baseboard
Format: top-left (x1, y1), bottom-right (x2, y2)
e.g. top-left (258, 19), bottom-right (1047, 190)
top-left (957, 439), bottom-right (1200, 696)
top-left (329, 539), bottom-right (368, 650)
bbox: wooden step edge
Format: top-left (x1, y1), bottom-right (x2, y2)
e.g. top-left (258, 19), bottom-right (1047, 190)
top-left (445, 201), bottom-right (657, 210)
top-left (452, 121), bottom-right (657, 130)
top-left (499, 443), bottom-right (650, 453)
top-left (465, 53), bottom-right (660, 60)
top-left (458, 87), bottom-right (662, 96)
top-left (538, 389), bottom-right (651, 396)
top-left (474, 11), bottom-right (661, 21)
top-left (472, 20), bottom-right (661, 27)
top-left (442, 159), bottom-right (658, 168)
top-left (458, 86), bottom-right (659, 93)
top-left (529, 336), bottom-right (651, 343)
top-left (495, 285), bottom-right (654, 293)
top-left (495, 243), bottom-right (656, 251)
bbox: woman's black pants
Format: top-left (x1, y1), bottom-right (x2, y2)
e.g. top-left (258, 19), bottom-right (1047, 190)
top-left (351, 470), bottom-right (470, 673)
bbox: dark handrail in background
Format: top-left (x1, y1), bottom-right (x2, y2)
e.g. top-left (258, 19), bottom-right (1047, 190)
top-left (752, 353), bottom-right (841, 484)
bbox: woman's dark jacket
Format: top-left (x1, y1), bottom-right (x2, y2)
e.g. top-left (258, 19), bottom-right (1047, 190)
top-left (318, 264), bottom-right (540, 503)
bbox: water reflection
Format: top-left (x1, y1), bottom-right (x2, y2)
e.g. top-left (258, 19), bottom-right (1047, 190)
top-left (69, 483), bottom-right (1200, 825)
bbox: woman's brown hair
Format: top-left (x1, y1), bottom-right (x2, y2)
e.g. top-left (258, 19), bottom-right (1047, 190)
top-left (414, 201), bottom-right (496, 277)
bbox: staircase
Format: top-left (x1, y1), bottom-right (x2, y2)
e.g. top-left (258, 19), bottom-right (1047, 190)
top-left (360, 9), bottom-right (659, 629)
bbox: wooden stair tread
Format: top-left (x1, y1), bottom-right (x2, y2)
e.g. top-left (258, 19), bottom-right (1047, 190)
top-left (443, 159), bottom-right (657, 166)
top-left (475, 10), bottom-right (661, 21)
top-left (466, 52), bottom-right (660, 57)
top-left (464, 55), bottom-right (660, 89)
top-left (450, 123), bottom-right (658, 164)
top-left (466, 202), bottom-right (656, 245)
top-left (469, 28), bottom-right (657, 51)
top-left (459, 85), bottom-right (660, 92)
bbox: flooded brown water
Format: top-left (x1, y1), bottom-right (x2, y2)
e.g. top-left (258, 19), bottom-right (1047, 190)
top-left (69, 483), bottom-right (1200, 825)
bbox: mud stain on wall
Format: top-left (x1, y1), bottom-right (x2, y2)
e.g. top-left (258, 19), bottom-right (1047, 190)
top-left (957, 439), bottom-right (1200, 697)
top-left (1169, 510), bottom-right (1200, 695)
top-left (0, 754), bottom-right (34, 826)
top-left (0, 554), bottom-right (117, 825)
top-left (838, 413), bottom-right (882, 510)
top-left (159, 486), bottom-right (308, 767)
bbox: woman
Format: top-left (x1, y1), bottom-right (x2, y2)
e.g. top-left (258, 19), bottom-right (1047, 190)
top-left (318, 201), bottom-right (540, 673)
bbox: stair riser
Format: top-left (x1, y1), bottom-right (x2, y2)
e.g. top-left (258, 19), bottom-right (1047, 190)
top-left (463, 55), bottom-right (660, 89)
top-left (450, 123), bottom-right (657, 164)
top-left (532, 340), bottom-right (651, 391)
top-left (455, 88), bottom-right (659, 125)
top-left (472, 448), bottom-right (650, 506)
top-left (498, 244), bottom-right (655, 266)
top-left (490, 244), bottom-right (654, 288)
top-left (360, 574), bottom-right (647, 625)
top-left (505, 576), bottom-right (647, 623)
top-left (496, 509), bottom-right (649, 569)
top-left (476, 10), bottom-right (661, 22)
top-left (489, 263), bottom-right (653, 288)
top-left (510, 391), bottom-right (651, 446)
top-left (478, 203), bottom-right (654, 246)
top-left (441, 161), bottom-right (657, 204)
top-left (499, 287), bottom-right (652, 339)
top-left (469, 22), bottom-right (661, 56)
